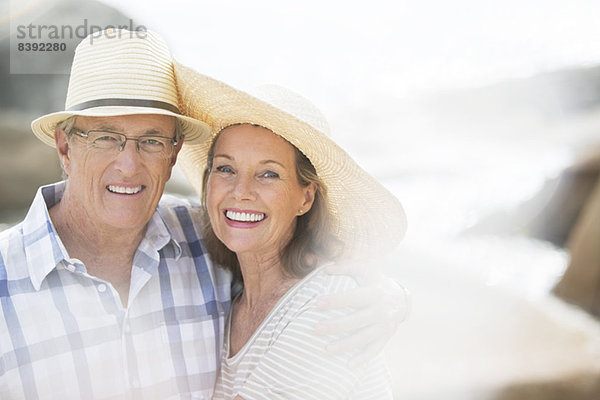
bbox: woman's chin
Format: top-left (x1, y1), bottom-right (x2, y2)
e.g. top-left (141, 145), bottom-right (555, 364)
top-left (221, 238), bottom-right (262, 255)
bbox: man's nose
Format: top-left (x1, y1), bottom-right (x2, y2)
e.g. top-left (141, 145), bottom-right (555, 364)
top-left (118, 138), bottom-right (140, 153)
top-left (113, 139), bottom-right (143, 173)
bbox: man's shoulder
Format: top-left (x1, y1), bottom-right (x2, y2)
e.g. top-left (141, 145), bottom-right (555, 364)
top-left (159, 193), bottom-right (200, 209)
top-left (0, 221), bottom-right (26, 278)
top-left (156, 194), bottom-right (205, 235)
top-left (0, 221), bottom-right (24, 249)
top-left (158, 194), bottom-right (202, 216)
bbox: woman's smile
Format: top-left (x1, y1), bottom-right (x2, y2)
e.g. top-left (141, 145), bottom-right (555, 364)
top-left (223, 208), bottom-right (267, 229)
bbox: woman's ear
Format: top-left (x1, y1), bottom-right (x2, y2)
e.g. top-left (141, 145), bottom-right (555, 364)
top-left (299, 183), bottom-right (317, 215)
top-left (55, 127), bottom-right (71, 175)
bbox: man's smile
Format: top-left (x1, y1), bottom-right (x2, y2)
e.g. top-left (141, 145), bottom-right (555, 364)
top-left (106, 185), bottom-right (144, 194)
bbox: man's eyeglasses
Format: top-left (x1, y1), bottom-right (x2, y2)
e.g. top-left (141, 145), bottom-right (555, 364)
top-left (71, 129), bottom-right (178, 159)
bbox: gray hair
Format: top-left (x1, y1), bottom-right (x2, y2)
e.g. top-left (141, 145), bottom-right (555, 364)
top-left (56, 116), bottom-right (77, 138)
top-left (173, 118), bottom-right (183, 144)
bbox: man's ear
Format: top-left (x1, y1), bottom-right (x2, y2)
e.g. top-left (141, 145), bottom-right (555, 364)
top-left (164, 135), bottom-right (184, 181)
top-left (170, 135), bottom-right (184, 167)
top-left (55, 127), bottom-right (71, 175)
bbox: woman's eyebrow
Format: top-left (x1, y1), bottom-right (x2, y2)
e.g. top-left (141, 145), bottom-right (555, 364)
top-left (212, 155), bottom-right (284, 167)
top-left (260, 160), bottom-right (285, 168)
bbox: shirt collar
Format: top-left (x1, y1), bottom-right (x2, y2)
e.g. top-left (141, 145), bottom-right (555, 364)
top-left (24, 181), bottom-right (70, 290)
top-left (155, 198), bottom-right (184, 261)
top-left (135, 207), bottom-right (182, 274)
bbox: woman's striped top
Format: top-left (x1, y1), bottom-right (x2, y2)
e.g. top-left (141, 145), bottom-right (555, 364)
top-left (212, 266), bottom-right (394, 399)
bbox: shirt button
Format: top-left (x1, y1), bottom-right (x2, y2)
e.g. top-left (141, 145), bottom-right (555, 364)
top-left (132, 379), bottom-right (140, 388)
top-left (97, 283), bottom-right (107, 293)
top-left (124, 323), bottom-right (131, 334)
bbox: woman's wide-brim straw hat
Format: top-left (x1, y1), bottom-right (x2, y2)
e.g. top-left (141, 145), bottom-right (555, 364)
top-left (175, 62), bottom-right (407, 259)
top-left (31, 29), bottom-right (210, 146)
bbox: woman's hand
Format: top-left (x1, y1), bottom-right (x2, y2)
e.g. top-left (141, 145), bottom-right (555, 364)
top-left (315, 262), bottom-right (410, 367)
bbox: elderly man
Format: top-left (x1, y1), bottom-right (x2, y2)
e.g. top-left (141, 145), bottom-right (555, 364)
top-left (0, 29), bottom-right (405, 399)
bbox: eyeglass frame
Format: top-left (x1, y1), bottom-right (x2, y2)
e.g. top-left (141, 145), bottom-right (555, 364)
top-left (70, 128), bottom-right (179, 158)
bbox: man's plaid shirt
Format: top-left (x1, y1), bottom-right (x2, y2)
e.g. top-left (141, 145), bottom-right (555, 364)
top-left (0, 181), bottom-right (235, 399)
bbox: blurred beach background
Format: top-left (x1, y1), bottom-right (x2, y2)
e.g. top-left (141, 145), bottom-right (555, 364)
top-left (2, 0), bottom-right (600, 398)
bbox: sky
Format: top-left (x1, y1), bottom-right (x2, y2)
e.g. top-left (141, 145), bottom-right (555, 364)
top-left (96, 0), bottom-right (600, 97)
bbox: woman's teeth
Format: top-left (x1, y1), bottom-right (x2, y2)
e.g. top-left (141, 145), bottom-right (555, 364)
top-left (226, 210), bottom-right (266, 222)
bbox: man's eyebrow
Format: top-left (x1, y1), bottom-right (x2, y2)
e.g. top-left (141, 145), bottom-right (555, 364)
top-left (90, 127), bottom-right (169, 136)
top-left (142, 129), bottom-right (169, 136)
top-left (214, 154), bottom-right (233, 160)
top-left (92, 125), bottom-right (120, 131)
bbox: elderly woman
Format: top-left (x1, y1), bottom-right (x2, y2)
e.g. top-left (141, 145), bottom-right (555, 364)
top-left (176, 65), bottom-right (407, 399)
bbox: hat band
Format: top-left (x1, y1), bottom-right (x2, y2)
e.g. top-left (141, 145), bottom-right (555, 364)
top-left (66, 98), bottom-right (180, 114)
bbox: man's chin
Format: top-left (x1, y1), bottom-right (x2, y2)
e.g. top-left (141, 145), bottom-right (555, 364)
top-left (102, 213), bottom-right (151, 232)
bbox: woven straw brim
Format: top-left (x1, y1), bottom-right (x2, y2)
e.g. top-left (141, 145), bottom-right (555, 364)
top-left (30, 29), bottom-right (210, 147)
top-left (175, 61), bottom-right (407, 259)
top-left (31, 107), bottom-right (210, 147)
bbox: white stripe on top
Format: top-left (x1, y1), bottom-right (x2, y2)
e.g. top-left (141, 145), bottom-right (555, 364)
top-left (213, 266), bottom-right (393, 400)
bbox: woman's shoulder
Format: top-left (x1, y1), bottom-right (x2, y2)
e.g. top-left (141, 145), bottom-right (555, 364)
top-left (279, 264), bottom-right (358, 314)
top-left (297, 264), bottom-right (358, 295)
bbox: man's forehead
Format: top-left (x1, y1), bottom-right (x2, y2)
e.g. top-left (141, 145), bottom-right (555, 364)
top-left (75, 114), bottom-right (176, 133)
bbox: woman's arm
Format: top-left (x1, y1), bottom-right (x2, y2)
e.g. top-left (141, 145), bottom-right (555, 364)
top-left (316, 262), bottom-right (410, 366)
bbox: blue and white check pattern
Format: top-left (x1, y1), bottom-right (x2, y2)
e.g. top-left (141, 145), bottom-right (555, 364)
top-left (0, 182), bottom-right (235, 399)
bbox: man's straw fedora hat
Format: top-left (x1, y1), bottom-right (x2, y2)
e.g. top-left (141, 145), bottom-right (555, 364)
top-left (174, 62), bottom-right (407, 259)
top-left (31, 29), bottom-right (210, 146)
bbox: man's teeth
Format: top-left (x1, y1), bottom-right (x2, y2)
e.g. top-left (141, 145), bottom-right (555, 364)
top-left (107, 185), bottom-right (143, 194)
top-left (226, 210), bottom-right (265, 222)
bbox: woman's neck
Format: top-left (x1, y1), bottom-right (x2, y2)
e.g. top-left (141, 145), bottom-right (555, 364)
top-left (229, 252), bottom-right (300, 356)
top-left (236, 252), bottom-right (298, 309)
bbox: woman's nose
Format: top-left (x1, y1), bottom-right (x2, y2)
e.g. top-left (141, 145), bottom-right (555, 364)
top-left (232, 173), bottom-right (256, 200)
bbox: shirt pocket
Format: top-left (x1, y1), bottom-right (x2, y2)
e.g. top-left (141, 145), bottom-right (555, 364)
top-left (159, 312), bottom-right (225, 392)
